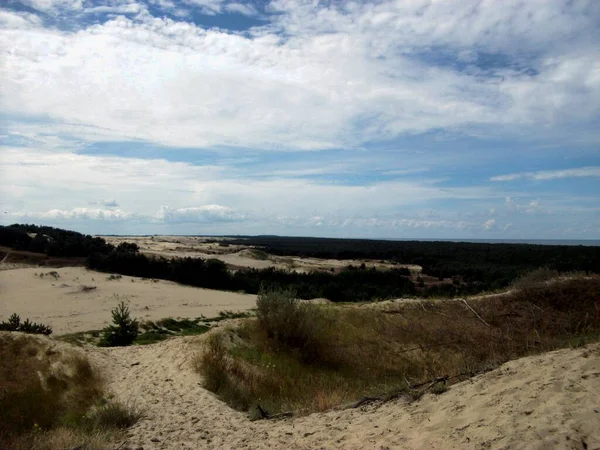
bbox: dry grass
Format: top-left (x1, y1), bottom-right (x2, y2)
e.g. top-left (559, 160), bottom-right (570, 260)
top-left (198, 274), bottom-right (600, 416)
top-left (0, 427), bottom-right (114, 450)
top-left (0, 332), bottom-right (141, 449)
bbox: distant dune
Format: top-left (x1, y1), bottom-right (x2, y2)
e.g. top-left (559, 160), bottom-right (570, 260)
top-left (0, 267), bottom-right (256, 334)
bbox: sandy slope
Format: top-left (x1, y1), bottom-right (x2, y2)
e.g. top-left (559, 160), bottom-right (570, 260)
top-left (0, 267), bottom-right (256, 334)
top-left (88, 336), bottom-right (600, 450)
top-left (101, 235), bottom-right (422, 273)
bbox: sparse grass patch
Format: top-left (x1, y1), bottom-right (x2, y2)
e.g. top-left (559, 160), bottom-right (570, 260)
top-left (57, 330), bottom-right (101, 347)
top-left (203, 310), bottom-right (253, 323)
top-left (0, 332), bottom-right (136, 449)
top-left (198, 277), bottom-right (600, 417)
top-left (56, 313), bottom-right (234, 347)
top-left (249, 249), bottom-right (269, 260)
top-left (80, 401), bottom-right (143, 430)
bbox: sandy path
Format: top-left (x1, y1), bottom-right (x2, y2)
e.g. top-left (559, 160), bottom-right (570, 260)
top-left (0, 267), bottom-right (256, 334)
top-left (92, 337), bottom-right (600, 450)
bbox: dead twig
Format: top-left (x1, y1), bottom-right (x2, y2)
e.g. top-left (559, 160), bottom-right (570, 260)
top-left (461, 299), bottom-right (491, 327)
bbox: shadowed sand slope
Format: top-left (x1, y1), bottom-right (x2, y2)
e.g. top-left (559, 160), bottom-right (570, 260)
top-left (0, 267), bottom-right (256, 334)
top-left (90, 336), bottom-right (600, 450)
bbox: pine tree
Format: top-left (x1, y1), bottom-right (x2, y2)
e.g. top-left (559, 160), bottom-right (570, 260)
top-left (99, 302), bottom-right (138, 346)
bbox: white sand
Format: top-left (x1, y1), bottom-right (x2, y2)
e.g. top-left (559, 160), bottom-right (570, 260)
top-left (0, 267), bottom-right (256, 334)
top-left (87, 336), bottom-right (600, 450)
top-left (101, 235), bottom-right (422, 273)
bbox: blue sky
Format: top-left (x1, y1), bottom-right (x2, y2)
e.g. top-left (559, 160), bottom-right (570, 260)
top-left (0, 0), bottom-right (599, 239)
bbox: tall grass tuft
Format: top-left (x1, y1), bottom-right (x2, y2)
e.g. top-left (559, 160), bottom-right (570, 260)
top-left (197, 275), bottom-right (600, 416)
top-left (0, 332), bottom-right (142, 449)
top-left (255, 286), bottom-right (324, 362)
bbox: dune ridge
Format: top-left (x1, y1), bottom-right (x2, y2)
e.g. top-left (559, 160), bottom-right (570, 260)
top-left (88, 335), bottom-right (600, 450)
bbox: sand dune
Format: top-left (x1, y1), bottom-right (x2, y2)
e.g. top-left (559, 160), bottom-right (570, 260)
top-left (0, 267), bottom-right (256, 334)
top-left (101, 235), bottom-right (422, 273)
top-left (84, 335), bottom-right (600, 450)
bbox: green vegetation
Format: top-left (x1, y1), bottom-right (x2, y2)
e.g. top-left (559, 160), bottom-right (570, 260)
top-left (4, 224), bottom-right (599, 302)
top-left (228, 235), bottom-right (600, 292)
top-left (135, 318), bottom-right (211, 345)
top-left (203, 310), bottom-right (254, 323)
top-left (0, 314), bottom-right (53, 335)
top-left (0, 224), bottom-right (115, 257)
top-left (0, 332), bottom-right (140, 449)
top-left (59, 313), bottom-right (241, 347)
top-left (88, 250), bottom-right (416, 302)
top-left (98, 302), bottom-right (139, 347)
top-left (198, 275), bottom-right (600, 416)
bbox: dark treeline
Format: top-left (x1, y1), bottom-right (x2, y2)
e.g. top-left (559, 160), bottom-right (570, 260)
top-left (0, 224), bottom-right (116, 257)
top-left (3, 224), bottom-right (599, 302)
top-left (226, 236), bottom-right (600, 290)
top-left (87, 250), bottom-right (415, 302)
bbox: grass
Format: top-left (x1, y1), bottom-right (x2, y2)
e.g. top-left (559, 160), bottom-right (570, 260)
top-left (58, 311), bottom-right (251, 347)
top-left (0, 332), bottom-right (141, 449)
top-left (203, 310), bottom-right (253, 323)
top-left (197, 274), bottom-right (600, 416)
top-left (247, 249), bottom-right (270, 260)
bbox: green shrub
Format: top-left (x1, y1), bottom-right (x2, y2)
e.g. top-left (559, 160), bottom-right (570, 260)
top-left (84, 401), bottom-right (143, 429)
top-left (0, 313), bottom-right (52, 335)
top-left (255, 287), bottom-right (323, 362)
top-left (99, 302), bottom-right (138, 347)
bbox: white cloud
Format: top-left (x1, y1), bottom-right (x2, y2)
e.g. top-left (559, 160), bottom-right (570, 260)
top-left (83, 3), bottom-right (147, 15)
top-left (155, 205), bottom-right (243, 223)
top-left (16, 207), bottom-right (134, 221)
top-left (0, 146), bottom-right (506, 228)
top-left (18, 0), bottom-right (84, 13)
top-left (491, 167), bottom-right (600, 182)
top-left (0, 10), bottom-right (43, 28)
top-left (225, 3), bottom-right (257, 16)
top-left (1, 1), bottom-right (598, 150)
top-left (181, 0), bottom-right (225, 15)
top-left (483, 218), bottom-right (496, 230)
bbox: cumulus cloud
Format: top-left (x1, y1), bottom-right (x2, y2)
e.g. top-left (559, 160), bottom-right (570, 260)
top-left (1, 1), bottom-right (599, 239)
top-left (491, 167), bottom-right (600, 182)
top-left (1, 1), bottom-right (598, 150)
top-left (224, 2), bottom-right (257, 16)
top-left (483, 218), bottom-right (496, 230)
top-left (155, 205), bottom-right (243, 223)
top-left (0, 146), bottom-right (510, 232)
top-left (15, 207), bottom-right (134, 221)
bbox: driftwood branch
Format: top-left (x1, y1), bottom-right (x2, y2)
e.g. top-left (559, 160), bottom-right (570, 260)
top-left (461, 299), bottom-right (491, 327)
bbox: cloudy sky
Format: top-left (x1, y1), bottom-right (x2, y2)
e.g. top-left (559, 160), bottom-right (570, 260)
top-left (1, 0), bottom-right (599, 239)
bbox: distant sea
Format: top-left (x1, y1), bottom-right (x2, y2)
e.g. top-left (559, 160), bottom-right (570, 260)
top-left (384, 238), bottom-right (600, 247)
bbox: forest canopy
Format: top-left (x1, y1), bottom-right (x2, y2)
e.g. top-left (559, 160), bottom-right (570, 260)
top-left (2, 224), bottom-right (599, 302)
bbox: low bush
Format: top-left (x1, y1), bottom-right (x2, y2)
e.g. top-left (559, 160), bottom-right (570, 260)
top-left (77, 401), bottom-right (143, 430)
top-left (198, 276), bottom-right (600, 416)
top-left (0, 314), bottom-right (52, 335)
top-left (255, 287), bottom-right (324, 361)
top-left (0, 332), bottom-right (143, 449)
top-left (0, 333), bottom-right (103, 443)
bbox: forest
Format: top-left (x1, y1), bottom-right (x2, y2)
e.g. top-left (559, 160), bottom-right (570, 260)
top-left (226, 235), bottom-right (600, 289)
top-left (2, 224), bottom-right (599, 302)
top-left (0, 224), bottom-right (115, 256)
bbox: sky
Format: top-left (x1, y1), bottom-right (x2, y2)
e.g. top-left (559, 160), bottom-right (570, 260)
top-left (0, 0), bottom-right (599, 239)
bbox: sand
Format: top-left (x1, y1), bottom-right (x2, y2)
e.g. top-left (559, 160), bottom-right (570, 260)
top-left (2, 257), bottom-right (599, 449)
top-left (84, 336), bottom-right (600, 450)
top-left (101, 235), bottom-right (422, 273)
top-left (0, 267), bottom-right (256, 334)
